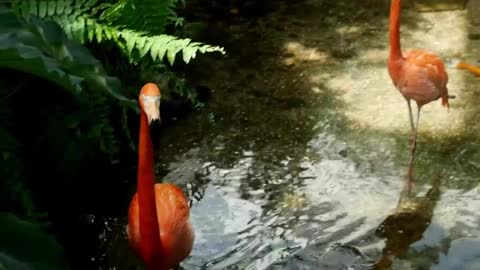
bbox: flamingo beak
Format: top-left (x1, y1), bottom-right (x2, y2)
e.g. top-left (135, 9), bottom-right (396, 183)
top-left (146, 105), bottom-right (160, 125)
top-left (142, 95), bottom-right (161, 125)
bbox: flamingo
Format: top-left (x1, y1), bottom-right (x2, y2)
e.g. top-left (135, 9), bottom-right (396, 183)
top-left (387, 0), bottom-right (453, 191)
top-left (127, 83), bottom-right (194, 270)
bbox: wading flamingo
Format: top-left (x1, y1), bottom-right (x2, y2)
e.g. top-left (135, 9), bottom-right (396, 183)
top-left (388, 0), bottom-right (453, 191)
top-left (127, 83), bottom-right (194, 270)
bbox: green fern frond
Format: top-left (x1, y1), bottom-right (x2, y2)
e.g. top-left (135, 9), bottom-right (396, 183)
top-left (10, 0), bottom-right (226, 65)
top-left (51, 14), bottom-right (224, 65)
top-left (119, 30), bottom-right (225, 65)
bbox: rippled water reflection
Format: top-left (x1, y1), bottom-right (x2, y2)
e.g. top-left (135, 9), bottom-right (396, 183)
top-left (172, 120), bottom-right (399, 270)
top-left (97, 0), bottom-right (480, 269)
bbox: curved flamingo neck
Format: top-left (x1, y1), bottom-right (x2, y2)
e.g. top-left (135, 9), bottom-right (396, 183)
top-left (389, 0), bottom-right (403, 62)
top-left (137, 109), bottom-right (165, 269)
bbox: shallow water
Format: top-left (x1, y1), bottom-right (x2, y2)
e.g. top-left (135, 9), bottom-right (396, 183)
top-left (95, 0), bottom-right (480, 269)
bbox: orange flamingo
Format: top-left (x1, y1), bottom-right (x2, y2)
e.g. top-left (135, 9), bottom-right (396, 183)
top-left (127, 83), bottom-right (194, 270)
top-left (388, 0), bottom-right (453, 191)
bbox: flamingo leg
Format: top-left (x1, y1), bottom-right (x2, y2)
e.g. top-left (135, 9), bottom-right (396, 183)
top-left (406, 105), bottom-right (421, 193)
top-left (406, 99), bottom-right (415, 134)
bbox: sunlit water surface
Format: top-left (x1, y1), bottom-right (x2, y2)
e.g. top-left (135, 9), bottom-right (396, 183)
top-left (95, 1), bottom-right (480, 269)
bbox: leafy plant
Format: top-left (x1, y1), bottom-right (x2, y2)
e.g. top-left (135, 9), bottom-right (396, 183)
top-left (0, 8), bottom-right (136, 159)
top-left (10, 0), bottom-right (226, 65)
top-left (0, 212), bottom-right (70, 270)
top-left (0, 8), bottom-right (133, 106)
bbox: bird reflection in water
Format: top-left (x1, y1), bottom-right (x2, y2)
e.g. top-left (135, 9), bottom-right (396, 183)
top-left (373, 174), bottom-right (442, 269)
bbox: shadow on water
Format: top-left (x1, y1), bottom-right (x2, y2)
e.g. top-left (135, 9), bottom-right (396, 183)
top-left (85, 0), bottom-right (480, 269)
top-left (374, 174), bottom-right (442, 269)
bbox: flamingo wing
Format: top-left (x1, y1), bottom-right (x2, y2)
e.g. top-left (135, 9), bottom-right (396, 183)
top-left (400, 49), bottom-right (449, 106)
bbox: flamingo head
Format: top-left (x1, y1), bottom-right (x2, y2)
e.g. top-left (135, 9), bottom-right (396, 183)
top-left (139, 83), bottom-right (161, 124)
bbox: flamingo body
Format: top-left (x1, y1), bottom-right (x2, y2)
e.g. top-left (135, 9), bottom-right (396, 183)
top-left (128, 183), bottom-right (194, 269)
top-left (388, 48), bottom-right (450, 108)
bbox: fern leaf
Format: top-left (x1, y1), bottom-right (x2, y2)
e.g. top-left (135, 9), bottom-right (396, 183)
top-left (47, 1), bottom-right (55, 16)
top-left (124, 30), bottom-right (137, 54)
top-left (166, 38), bottom-right (188, 65)
top-left (120, 30), bottom-right (225, 65)
top-left (138, 39), bottom-right (153, 58)
top-left (55, 1), bottom-right (66, 15)
top-left (86, 18), bottom-right (95, 42)
top-left (38, 1), bottom-right (47, 18)
top-left (135, 35), bottom-right (146, 53)
top-left (182, 46), bottom-right (197, 64)
top-left (149, 37), bottom-right (168, 62)
top-left (70, 15), bottom-right (86, 43)
top-left (94, 21), bottom-right (103, 42)
top-left (83, 0), bottom-right (100, 10)
top-left (91, 2), bottom-right (112, 16)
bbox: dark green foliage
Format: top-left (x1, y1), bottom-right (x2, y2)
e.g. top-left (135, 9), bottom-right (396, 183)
top-left (0, 212), bottom-right (71, 270)
top-left (0, 8), bottom-right (133, 160)
top-left (0, 130), bottom-right (36, 220)
top-left (0, 8), bottom-right (133, 106)
top-left (10, 0), bottom-right (225, 65)
top-left (0, 85), bottom-right (38, 222)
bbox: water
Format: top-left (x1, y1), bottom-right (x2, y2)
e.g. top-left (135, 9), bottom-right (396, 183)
top-left (95, 0), bottom-right (480, 269)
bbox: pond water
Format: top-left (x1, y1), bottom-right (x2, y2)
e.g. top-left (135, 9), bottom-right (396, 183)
top-left (94, 0), bottom-right (480, 269)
